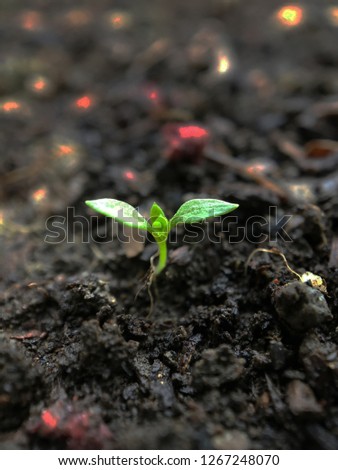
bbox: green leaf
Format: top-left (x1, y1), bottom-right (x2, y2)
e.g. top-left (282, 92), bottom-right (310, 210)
top-left (85, 199), bottom-right (150, 231)
top-left (149, 202), bottom-right (169, 241)
top-left (151, 214), bottom-right (169, 242)
top-left (170, 199), bottom-right (239, 228)
top-left (150, 202), bottom-right (165, 220)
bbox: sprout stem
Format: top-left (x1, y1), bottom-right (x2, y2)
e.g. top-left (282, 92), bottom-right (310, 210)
top-left (155, 238), bottom-right (167, 275)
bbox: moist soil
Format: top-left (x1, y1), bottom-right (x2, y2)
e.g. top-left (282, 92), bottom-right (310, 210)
top-left (1, 0), bottom-right (338, 450)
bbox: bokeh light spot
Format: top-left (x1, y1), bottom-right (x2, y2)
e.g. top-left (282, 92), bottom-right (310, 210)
top-left (277, 5), bottom-right (303, 27)
top-left (41, 410), bottom-right (58, 429)
top-left (1, 101), bottom-right (21, 113)
top-left (178, 125), bottom-right (208, 140)
top-left (123, 170), bottom-right (136, 181)
top-left (327, 7), bottom-right (338, 26)
top-left (106, 11), bottom-right (132, 30)
top-left (31, 188), bottom-right (48, 204)
top-left (21, 11), bottom-right (42, 31)
top-left (149, 90), bottom-right (158, 101)
top-left (217, 55), bottom-right (230, 74)
top-left (57, 145), bottom-right (74, 156)
top-left (33, 79), bottom-right (46, 91)
top-left (75, 95), bottom-right (92, 109)
top-left (246, 164), bottom-right (267, 174)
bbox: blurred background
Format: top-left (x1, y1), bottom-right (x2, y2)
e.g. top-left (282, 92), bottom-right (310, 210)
top-left (1, 0), bottom-right (338, 280)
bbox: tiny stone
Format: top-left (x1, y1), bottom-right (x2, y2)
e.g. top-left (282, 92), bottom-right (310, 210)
top-left (212, 430), bottom-right (250, 450)
top-left (273, 281), bottom-right (332, 332)
top-left (192, 345), bottom-right (245, 390)
top-left (287, 380), bottom-right (323, 416)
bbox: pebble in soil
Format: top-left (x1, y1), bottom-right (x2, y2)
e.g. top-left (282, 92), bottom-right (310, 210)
top-left (272, 281), bottom-right (332, 332)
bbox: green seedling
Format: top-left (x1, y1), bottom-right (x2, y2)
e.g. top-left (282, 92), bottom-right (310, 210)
top-left (85, 198), bottom-right (239, 275)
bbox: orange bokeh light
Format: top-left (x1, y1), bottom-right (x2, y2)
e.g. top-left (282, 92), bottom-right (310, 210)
top-left (21, 11), bottom-right (42, 31)
top-left (75, 95), bottom-right (92, 109)
top-left (246, 164), bottom-right (267, 174)
top-left (0, 212), bottom-right (4, 225)
top-left (33, 79), bottom-right (46, 91)
top-left (328, 7), bottom-right (338, 26)
top-left (112, 16), bottom-right (122, 25)
top-left (57, 145), bottom-right (74, 156)
top-left (277, 5), bottom-right (303, 27)
top-left (2, 101), bottom-right (21, 112)
top-left (32, 188), bottom-right (48, 203)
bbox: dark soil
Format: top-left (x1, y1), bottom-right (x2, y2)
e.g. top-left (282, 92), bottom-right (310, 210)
top-left (1, 0), bottom-right (338, 450)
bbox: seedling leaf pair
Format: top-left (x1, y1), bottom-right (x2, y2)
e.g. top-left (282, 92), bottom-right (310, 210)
top-left (85, 198), bottom-right (239, 275)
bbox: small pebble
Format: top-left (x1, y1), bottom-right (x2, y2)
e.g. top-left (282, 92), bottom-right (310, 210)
top-left (287, 380), bottom-right (323, 416)
top-left (273, 281), bottom-right (332, 332)
top-left (212, 429), bottom-right (250, 450)
top-left (192, 345), bottom-right (245, 390)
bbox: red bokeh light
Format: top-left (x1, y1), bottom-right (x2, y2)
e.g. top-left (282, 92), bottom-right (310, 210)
top-left (112, 16), bottom-right (122, 25)
top-left (123, 170), bottom-right (136, 181)
top-left (143, 86), bottom-right (162, 107)
top-left (149, 91), bottom-right (158, 100)
top-left (33, 79), bottom-right (46, 91)
top-left (162, 123), bottom-right (209, 163)
top-left (41, 410), bottom-right (58, 429)
top-left (178, 125), bottom-right (208, 140)
top-left (75, 96), bottom-right (92, 109)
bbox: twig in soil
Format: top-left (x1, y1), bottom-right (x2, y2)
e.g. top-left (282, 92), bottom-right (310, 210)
top-left (88, 244), bottom-right (105, 271)
top-left (306, 100), bottom-right (338, 119)
top-left (204, 147), bottom-right (290, 202)
top-left (245, 247), bottom-right (302, 280)
top-left (329, 237), bottom-right (338, 268)
top-left (265, 374), bottom-right (286, 416)
top-left (0, 153), bottom-right (46, 188)
top-left (271, 131), bottom-right (338, 173)
top-left (10, 330), bottom-right (47, 341)
top-left (134, 260), bottom-right (157, 317)
top-left (271, 131), bottom-right (305, 163)
top-left (246, 247), bottom-right (327, 293)
top-left (147, 255), bottom-right (159, 317)
top-left (0, 217), bottom-right (42, 235)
